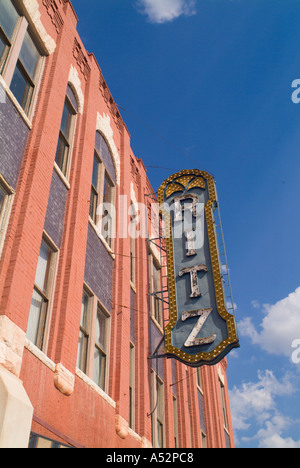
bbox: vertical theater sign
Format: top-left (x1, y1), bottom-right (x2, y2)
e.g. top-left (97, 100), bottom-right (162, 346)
top-left (158, 169), bottom-right (239, 367)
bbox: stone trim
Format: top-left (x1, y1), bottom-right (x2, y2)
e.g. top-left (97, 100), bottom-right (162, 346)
top-left (96, 113), bottom-right (121, 186)
top-left (0, 316), bottom-right (26, 377)
top-left (20, 0), bottom-right (56, 55)
top-left (0, 366), bottom-right (33, 448)
top-left (54, 363), bottom-right (75, 396)
top-left (68, 65), bottom-right (84, 115)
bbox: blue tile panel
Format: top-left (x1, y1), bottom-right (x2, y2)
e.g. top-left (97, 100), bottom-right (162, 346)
top-left (84, 223), bottom-right (113, 313)
top-left (44, 170), bottom-right (68, 248)
top-left (0, 89), bottom-right (29, 189)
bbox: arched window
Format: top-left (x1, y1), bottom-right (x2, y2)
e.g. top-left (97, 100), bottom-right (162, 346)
top-left (89, 131), bottom-right (116, 249)
top-left (55, 85), bottom-right (78, 179)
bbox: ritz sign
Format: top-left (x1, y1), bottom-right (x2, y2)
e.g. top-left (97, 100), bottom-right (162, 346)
top-left (158, 170), bottom-right (239, 367)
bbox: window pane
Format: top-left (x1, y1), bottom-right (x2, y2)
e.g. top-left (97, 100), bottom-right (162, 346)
top-left (152, 261), bottom-right (162, 325)
top-left (55, 135), bottom-right (69, 175)
top-left (90, 154), bottom-right (100, 222)
top-left (95, 307), bottom-right (107, 350)
top-left (0, 0), bottom-right (19, 40)
top-left (27, 288), bottom-right (46, 345)
top-left (220, 382), bottom-right (228, 429)
top-left (55, 98), bottom-right (75, 175)
top-left (19, 31), bottom-right (40, 80)
top-left (0, 33), bottom-right (8, 71)
top-left (197, 368), bottom-right (202, 389)
top-left (130, 242), bottom-right (135, 283)
top-left (129, 344), bottom-right (135, 430)
top-left (101, 173), bottom-right (113, 245)
top-left (92, 154), bottom-right (100, 189)
top-left (157, 378), bottom-right (164, 419)
top-left (129, 386), bottom-right (133, 428)
top-left (157, 421), bottom-right (163, 448)
top-left (80, 292), bottom-right (89, 330)
top-left (0, 35), bottom-right (5, 57)
top-left (60, 99), bottom-right (74, 141)
top-left (10, 62), bottom-right (32, 110)
top-left (101, 209), bottom-right (112, 246)
top-left (103, 173), bottom-right (113, 205)
top-left (77, 292), bottom-right (90, 372)
top-left (35, 240), bottom-right (52, 293)
top-left (93, 347), bottom-right (106, 390)
top-left (89, 187), bottom-right (98, 222)
top-left (0, 185), bottom-right (6, 215)
top-left (173, 397), bottom-right (178, 448)
top-left (153, 263), bottom-right (161, 290)
top-left (77, 330), bottom-right (88, 372)
top-left (156, 378), bottom-right (164, 448)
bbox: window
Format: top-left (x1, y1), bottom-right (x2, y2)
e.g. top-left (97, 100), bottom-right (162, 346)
top-left (9, 30), bottom-right (40, 113)
top-left (130, 234), bottom-right (135, 285)
top-left (151, 371), bottom-right (165, 448)
top-left (196, 368), bottom-right (203, 392)
top-left (76, 290), bottom-right (112, 394)
top-left (130, 204), bottom-right (136, 286)
top-left (29, 432), bottom-right (71, 449)
top-left (27, 236), bottom-right (57, 349)
top-left (149, 254), bottom-right (163, 328)
top-left (0, 0), bottom-right (43, 115)
top-left (0, 0), bottom-right (19, 73)
top-left (89, 132), bottom-right (115, 249)
top-left (89, 152), bottom-right (101, 223)
top-left (0, 179), bottom-right (10, 223)
top-left (93, 304), bottom-right (110, 391)
top-left (173, 396), bottom-right (179, 448)
top-left (129, 342), bottom-right (135, 430)
top-left (77, 290), bottom-right (91, 373)
top-left (153, 262), bottom-right (162, 325)
top-left (55, 96), bottom-right (77, 177)
top-left (101, 171), bottom-right (114, 247)
top-left (220, 379), bottom-right (229, 431)
top-left (0, 177), bottom-right (14, 255)
top-left (157, 378), bottom-right (164, 448)
top-left (0, 186), bottom-right (5, 214)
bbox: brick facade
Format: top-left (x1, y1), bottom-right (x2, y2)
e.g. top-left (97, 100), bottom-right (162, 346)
top-left (0, 0), bottom-right (235, 448)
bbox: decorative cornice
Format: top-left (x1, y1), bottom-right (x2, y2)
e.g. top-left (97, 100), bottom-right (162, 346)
top-left (42, 0), bottom-right (64, 33)
top-left (73, 38), bottom-right (91, 81)
top-left (68, 65), bottom-right (84, 114)
top-left (99, 72), bottom-right (123, 132)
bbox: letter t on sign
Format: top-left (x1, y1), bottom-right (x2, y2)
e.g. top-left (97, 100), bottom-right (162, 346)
top-left (179, 264), bottom-right (208, 298)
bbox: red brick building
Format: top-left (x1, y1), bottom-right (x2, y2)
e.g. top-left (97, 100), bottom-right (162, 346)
top-left (0, 0), bottom-right (235, 448)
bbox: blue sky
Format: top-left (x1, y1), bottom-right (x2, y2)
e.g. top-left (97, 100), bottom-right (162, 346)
top-left (71, 0), bottom-right (300, 448)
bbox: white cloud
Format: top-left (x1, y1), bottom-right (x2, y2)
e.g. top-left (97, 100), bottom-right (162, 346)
top-left (239, 287), bottom-right (300, 361)
top-left (231, 289), bottom-right (300, 446)
top-left (251, 299), bottom-right (260, 309)
top-left (253, 425), bottom-right (300, 449)
top-left (136, 0), bottom-right (197, 23)
top-left (229, 370), bottom-right (300, 448)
